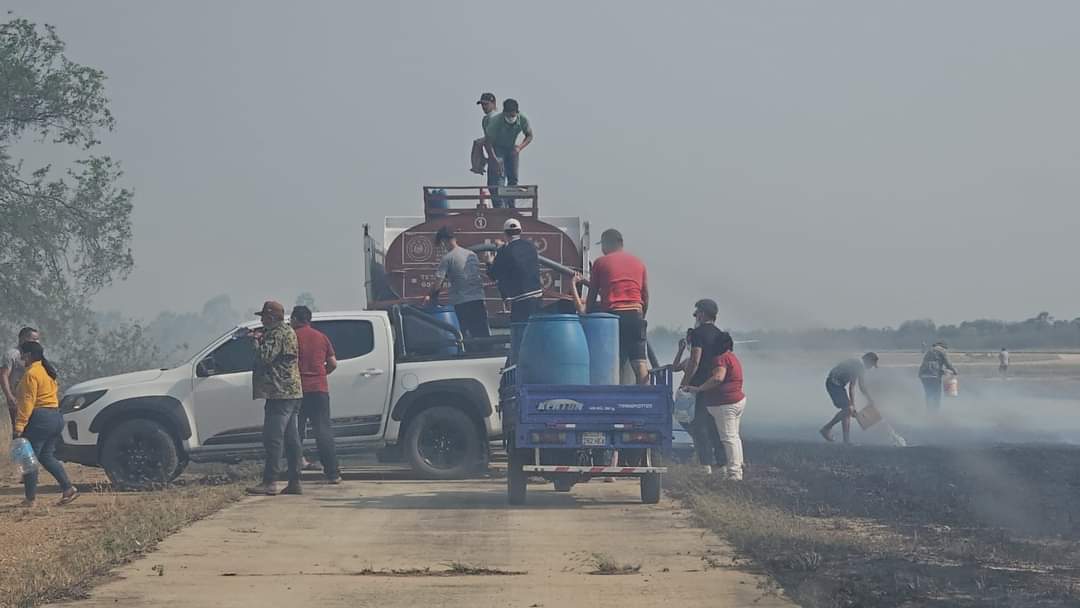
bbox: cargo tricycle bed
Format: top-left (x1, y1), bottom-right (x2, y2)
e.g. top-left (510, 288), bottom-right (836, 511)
top-left (499, 367), bottom-right (674, 505)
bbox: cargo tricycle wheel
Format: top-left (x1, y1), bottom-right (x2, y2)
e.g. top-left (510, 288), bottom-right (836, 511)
top-left (640, 473), bottom-right (661, 504)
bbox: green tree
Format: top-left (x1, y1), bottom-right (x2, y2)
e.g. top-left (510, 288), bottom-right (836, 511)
top-left (1, 16), bottom-right (134, 332)
top-left (0, 16), bottom-right (154, 392)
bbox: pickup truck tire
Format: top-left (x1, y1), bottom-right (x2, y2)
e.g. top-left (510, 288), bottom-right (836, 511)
top-left (100, 418), bottom-right (180, 490)
top-left (403, 406), bottom-right (481, 479)
top-left (507, 447), bottom-right (528, 505)
top-left (640, 472), bottom-right (662, 504)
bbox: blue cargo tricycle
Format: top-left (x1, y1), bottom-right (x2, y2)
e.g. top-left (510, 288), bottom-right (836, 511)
top-left (499, 366), bottom-right (674, 505)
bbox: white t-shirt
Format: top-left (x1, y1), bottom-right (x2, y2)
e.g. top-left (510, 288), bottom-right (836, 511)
top-left (1, 347), bottom-right (25, 397)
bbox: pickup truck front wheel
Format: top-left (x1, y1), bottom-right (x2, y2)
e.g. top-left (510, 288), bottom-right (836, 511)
top-left (403, 406), bottom-right (481, 479)
top-left (100, 419), bottom-right (181, 490)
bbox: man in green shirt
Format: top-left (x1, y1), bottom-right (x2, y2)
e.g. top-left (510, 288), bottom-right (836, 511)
top-left (484, 98), bottom-right (533, 208)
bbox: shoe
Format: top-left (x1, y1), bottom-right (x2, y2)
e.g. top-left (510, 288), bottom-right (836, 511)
top-left (302, 461), bottom-right (322, 472)
top-left (326, 476), bottom-right (343, 485)
top-left (602, 477), bottom-right (615, 483)
top-left (20, 499), bottom-right (35, 508)
top-left (246, 483), bottom-right (278, 496)
top-left (280, 483), bottom-right (303, 495)
top-left (58, 489), bottom-right (80, 505)
top-left (819, 427), bottom-right (834, 442)
top-left (701, 465), bottom-right (713, 475)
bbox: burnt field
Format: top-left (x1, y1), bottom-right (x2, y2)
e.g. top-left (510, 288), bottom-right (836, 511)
top-left (670, 440), bottom-right (1080, 607)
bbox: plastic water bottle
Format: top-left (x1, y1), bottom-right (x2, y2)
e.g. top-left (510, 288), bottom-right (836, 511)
top-left (9, 438), bottom-right (38, 476)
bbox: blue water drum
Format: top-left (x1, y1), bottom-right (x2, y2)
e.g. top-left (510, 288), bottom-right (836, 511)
top-left (518, 314), bottom-right (591, 385)
top-left (580, 313), bottom-right (620, 385)
top-left (425, 305), bottom-right (462, 355)
top-left (428, 188), bottom-right (449, 214)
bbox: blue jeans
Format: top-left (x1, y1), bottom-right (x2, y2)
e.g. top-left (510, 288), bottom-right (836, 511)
top-left (488, 148), bottom-right (519, 208)
top-left (22, 407), bottom-right (73, 500)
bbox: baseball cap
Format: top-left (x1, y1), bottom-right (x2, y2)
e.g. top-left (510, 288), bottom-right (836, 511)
top-left (476, 92), bottom-right (495, 105)
top-left (503, 218), bottom-right (522, 232)
top-left (597, 228), bottom-right (623, 245)
top-left (435, 226), bottom-right (455, 243)
top-left (503, 98), bottom-right (519, 113)
top-left (254, 300), bottom-right (285, 318)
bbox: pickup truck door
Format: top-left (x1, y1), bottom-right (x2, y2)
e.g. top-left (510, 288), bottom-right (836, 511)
top-left (191, 335), bottom-right (262, 449)
top-left (310, 319), bottom-right (394, 445)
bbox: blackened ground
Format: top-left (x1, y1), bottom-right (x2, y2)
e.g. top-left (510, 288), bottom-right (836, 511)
top-left (670, 440), bottom-right (1080, 608)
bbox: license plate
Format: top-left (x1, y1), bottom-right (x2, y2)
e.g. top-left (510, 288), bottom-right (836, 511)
top-left (581, 432), bottom-right (607, 447)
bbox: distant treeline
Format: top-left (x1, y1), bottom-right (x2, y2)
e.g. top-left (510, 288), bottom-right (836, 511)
top-left (649, 313), bottom-right (1080, 353)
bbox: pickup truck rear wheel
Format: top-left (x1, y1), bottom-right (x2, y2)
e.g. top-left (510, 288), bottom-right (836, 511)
top-left (100, 419), bottom-right (180, 490)
top-left (404, 406), bottom-right (481, 479)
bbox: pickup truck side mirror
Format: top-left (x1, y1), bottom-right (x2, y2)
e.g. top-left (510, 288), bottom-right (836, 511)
top-left (196, 356), bottom-right (217, 378)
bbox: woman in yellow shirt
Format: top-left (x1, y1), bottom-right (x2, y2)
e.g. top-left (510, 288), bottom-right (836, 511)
top-left (13, 342), bottom-right (78, 506)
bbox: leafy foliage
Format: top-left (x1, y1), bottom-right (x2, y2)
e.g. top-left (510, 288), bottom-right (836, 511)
top-left (0, 16), bottom-right (150, 387)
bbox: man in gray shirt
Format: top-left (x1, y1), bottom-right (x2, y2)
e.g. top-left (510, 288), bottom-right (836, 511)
top-left (423, 226), bottom-right (490, 339)
top-left (2, 327), bottom-right (40, 429)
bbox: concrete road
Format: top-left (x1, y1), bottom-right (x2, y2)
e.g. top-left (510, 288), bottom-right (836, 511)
top-left (51, 469), bottom-right (795, 608)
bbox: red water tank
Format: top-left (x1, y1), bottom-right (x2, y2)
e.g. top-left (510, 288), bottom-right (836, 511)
top-left (369, 186), bottom-right (586, 328)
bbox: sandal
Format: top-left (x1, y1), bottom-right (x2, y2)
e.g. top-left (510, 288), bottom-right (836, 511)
top-left (58, 489), bottom-right (80, 506)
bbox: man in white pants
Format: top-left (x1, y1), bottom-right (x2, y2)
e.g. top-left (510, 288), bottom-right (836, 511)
top-left (684, 331), bottom-right (745, 481)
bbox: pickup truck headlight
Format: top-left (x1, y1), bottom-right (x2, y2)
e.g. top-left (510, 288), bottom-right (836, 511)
top-left (60, 390), bottom-right (107, 413)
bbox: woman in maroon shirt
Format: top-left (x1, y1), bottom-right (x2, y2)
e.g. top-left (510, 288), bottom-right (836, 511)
top-left (684, 332), bottom-right (745, 481)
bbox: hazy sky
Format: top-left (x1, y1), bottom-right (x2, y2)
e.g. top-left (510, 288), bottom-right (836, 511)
top-left (9, 1), bottom-right (1080, 330)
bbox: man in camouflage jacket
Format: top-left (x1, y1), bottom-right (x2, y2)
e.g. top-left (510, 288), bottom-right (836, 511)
top-left (247, 300), bottom-right (304, 496)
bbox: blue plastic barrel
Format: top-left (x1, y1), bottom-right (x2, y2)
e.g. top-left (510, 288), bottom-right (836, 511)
top-left (426, 305), bottom-right (462, 355)
top-left (518, 314), bottom-right (590, 385)
top-left (429, 188), bottom-right (449, 213)
top-left (580, 313), bottom-right (620, 385)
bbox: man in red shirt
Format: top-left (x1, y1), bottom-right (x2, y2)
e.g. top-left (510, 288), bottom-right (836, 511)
top-left (586, 229), bottom-right (650, 384)
top-left (290, 306), bottom-right (341, 484)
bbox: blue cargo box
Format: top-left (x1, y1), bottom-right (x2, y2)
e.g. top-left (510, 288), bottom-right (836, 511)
top-left (509, 383), bottom-right (673, 451)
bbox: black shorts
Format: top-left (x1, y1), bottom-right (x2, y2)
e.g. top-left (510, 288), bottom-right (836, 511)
top-left (613, 309), bottom-right (648, 362)
top-left (826, 380), bottom-right (850, 409)
top-left (453, 300), bottom-right (491, 338)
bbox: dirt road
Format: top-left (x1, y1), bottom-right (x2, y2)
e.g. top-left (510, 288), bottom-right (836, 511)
top-left (49, 469), bottom-right (794, 608)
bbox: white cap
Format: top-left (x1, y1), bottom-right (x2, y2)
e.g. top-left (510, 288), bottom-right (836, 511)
top-left (503, 218), bottom-right (522, 232)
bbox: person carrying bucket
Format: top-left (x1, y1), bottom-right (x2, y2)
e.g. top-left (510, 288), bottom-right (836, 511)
top-left (918, 341), bottom-right (958, 412)
top-left (486, 218), bottom-right (542, 323)
top-left (820, 353), bottom-right (879, 445)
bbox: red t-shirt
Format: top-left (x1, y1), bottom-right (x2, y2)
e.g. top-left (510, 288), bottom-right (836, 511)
top-left (704, 351), bottom-right (744, 406)
top-left (590, 251), bottom-right (648, 311)
top-left (294, 324), bottom-right (335, 394)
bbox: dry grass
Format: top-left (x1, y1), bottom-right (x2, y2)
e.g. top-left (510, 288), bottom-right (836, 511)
top-left (0, 465), bottom-right (252, 608)
top-left (588, 553), bottom-right (642, 576)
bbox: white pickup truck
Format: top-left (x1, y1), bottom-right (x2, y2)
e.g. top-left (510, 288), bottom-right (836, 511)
top-left (57, 308), bottom-right (505, 488)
